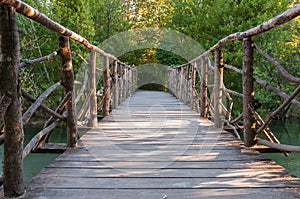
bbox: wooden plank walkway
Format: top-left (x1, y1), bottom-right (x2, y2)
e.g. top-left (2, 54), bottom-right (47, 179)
top-left (24, 91), bottom-right (300, 199)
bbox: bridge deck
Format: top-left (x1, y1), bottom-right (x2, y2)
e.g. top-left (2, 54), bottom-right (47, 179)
top-left (24, 91), bottom-right (299, 198)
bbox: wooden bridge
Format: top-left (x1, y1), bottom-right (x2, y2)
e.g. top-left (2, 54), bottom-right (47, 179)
top-left (0, 1), bottom-right (300, 198)
top-left (23, 91), bottom-right (299, 198)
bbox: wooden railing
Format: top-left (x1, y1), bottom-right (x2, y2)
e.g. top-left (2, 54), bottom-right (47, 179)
top-left (0, 0), bottom-right (135, 197)
top-left (168, 4), bottom-right (300, 151)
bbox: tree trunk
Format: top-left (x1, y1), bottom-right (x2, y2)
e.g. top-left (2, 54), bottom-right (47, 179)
top-left (0, 3), bottom-right (25, 197)
top-left (59, 36), bottom-right (78, 147)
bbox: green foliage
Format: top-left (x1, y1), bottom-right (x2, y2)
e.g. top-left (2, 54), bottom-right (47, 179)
top-left (16, 0), bottom-right (299, 116)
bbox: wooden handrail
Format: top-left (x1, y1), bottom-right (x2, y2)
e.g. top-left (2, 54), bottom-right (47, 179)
top-left (169, 4), bottom-right (300, 149)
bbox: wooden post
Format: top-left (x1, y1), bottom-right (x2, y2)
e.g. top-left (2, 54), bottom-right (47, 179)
top-left (200, 58), bottom-right (208, 117)
top-left (179, 67), bottom-right (184, 101)
top-left (214, 49), bottom-right (224, 128)
top-left (113, 60), bottom-right (119, 109)
top-left (191, 62), bottom-right (197, 110)
top-left (242, 37), bottom-right (256, 147)
top-left (128, 68), bottom-right (132, 97)
top-left (59, 36), bottom-right (78, 147)
top-left (88, 51), bottom-right (97, 127)
top-left (103, 56), bottom-right (110, 116)
top-left (119, 64), bottom-right (124, 102)
top-left (131, 66), bottom-right (135, 94)
top-left (0, 4), bottom-right (25, 197)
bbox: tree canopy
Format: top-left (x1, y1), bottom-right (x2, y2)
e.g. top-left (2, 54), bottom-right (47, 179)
top-left (17, 0), bottom-right (299, 116)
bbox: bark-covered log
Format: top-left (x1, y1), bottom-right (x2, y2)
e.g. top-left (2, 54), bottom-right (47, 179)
top-left (214, 49), bottom-right (224, 128)
top-left (224, 64), bottom-right (300, 109)
top-left (88, 51), bottom-right (97, 127)
top-left (254, 43), bottom-right (300, 83)
top-left (59, 36), bottom-right (77, 147)
top-left (0, 0), bottom-right (119, 60)
top-left (22, 120), bottom-right (61, 158)
top-left (200, 58), bottom-right (208, 117)
top-left (22, 89), bottom-right (65, 121)
top-left (112, 60), bottom-right (119, 109)
top-left (223, 87), bottom-right (243, 98)
top-left (242, 38), bottom-right (256, 147)
top-left (20, 50), bottom-right (58, 67)
top-left (102, 56), bottom-right (111, 117)
top-left (0, 3), bottom-right (24, 197)
top-left (22, 82), bottom-right (61, 124)
top-left (0, 95), bottom-right (11, 128)
top-left (257, 138), bottom-right (300, 152)
top-left (256, 85), bottom-right (300, 134)
top-left (189, 4), bottom-right (300, 63)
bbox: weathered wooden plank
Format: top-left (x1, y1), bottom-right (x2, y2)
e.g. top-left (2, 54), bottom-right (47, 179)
top-left (23, 188), bottom-right (300, 199)
top-left (46, 160), bottom-right (283, 169)
top-left (27, 176), bottom-right (300, 189)
top-left (39, 168), bottom-right (290, 178)
top-left (24, 91), bottom-right (300, 198)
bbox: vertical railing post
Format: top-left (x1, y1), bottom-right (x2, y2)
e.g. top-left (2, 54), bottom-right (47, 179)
top-left (214, 49), bottom-right (224, 128)
top-left (200, 58), bottom-right (208, 117)
top-left (131, 66), bottom-right (135, 94)
top-left (103, 56), bottom-right (111, 117)
top-left (112, 60), bottom-right (119, 109)
top-left (128, 67), bottom-right (132, 96)
top-left (88, 51), bottom-right (97, 127)
top-left (242, 37), bottom-right (256, 147)
top-left (191, 62), bottom-right (197, 110)
top-left (179, 67), bottom-right (184, 101)
top-left (0, 4), bottom-right (25, 197)
top-left (59, 36), bottom-right (78, 147)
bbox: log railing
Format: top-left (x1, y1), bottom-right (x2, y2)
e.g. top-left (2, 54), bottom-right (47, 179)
top-left (0, 0), bottom-right (135, 197)
top-left (168, 4), bottom-right (300, 152)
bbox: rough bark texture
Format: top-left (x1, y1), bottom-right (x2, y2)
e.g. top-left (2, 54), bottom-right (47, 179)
top-left (224, 64), bottom-right (300, 109)
top-left (1, 0), bottom-right (119, 60)
top-left (200, 58), bottom-right (208, 117)
top-left (112, 60), bottom-right (119, 109)
top-left (22, 89), bottom-right (65, 121)
top-left (214, 50), bottom-right (224, 128)
top-left (22, 82), bottom-right (61, 124)
top-left (103, 56), bottom-right (111, 117)
top-left (59, 36), bottom-right (77, 147)
top-left (254, 43), bottom-right (300, 83)
top-left (88, 51), bottom-right (97, 127)
top-left (0, 3), bottom-right (25, 197)
top-left (20, 50), bottom-right (58, 68)
top-left (189, 4), bottom-right (300, 63)
top-left (242, 38), bottom-right (256, 147)
top-left (257, 138), bottom-right (300, 152)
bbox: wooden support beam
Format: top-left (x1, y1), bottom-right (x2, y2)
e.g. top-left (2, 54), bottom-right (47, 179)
top-left (214, 49), bottom-right (224, 128)
top-left (102, 56), bottom-right (111, 117)
top-left (200, 58), bottom-right (208, 117)
top-left (112, 60), bottom-right (119, 109)
top-left (0, 3), bottom-right (25, 197)
top-left (191, 62), bottom-right (197, 110)
top-left (22, 82), bottom-right (61, 124)
top-left (88, 51), bottom-right (97, 127)
top-left (242, 37), bottom-right (256, 147)
top-left (22, 89), bottom-right (65, 121)
top-left (257, 138), bottom-right (300, 152)
top-left (59, 36), bottom-right (78, 147)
